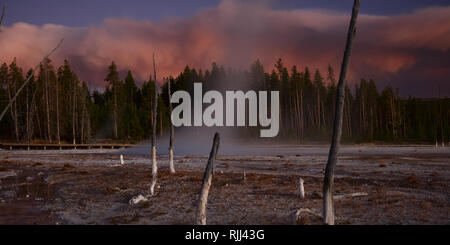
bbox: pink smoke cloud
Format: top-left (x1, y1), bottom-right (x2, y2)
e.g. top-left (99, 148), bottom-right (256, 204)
top-left (0, 0), bottom-right (449, 96)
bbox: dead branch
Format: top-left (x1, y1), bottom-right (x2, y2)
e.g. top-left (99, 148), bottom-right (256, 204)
top-left (333, 192), bottom-right (368, 200)
top-left (323, 0), bottom-right (359, 225)
top-left (0, 39), bottom-right (64, 122)
top-left (0, 5), bottom-right (5, 27)
top-left (149, 52), bottom-right (159, 196)
top-left (311, 191), bottom-right (368, 200)
top-left (195, 132), bottom-right (220, 225)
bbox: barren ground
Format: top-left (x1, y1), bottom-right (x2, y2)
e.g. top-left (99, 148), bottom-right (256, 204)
top-left (0, 145), bottom-right (449, 225)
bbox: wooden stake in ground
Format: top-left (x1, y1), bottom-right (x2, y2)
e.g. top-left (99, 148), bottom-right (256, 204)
top-left (195, 133), bottom-right (220, 225)
top-left (168, 79), bottom-right (175, 173)
top-left (0, 39), bottom-right (64, 122)
top-left (323, 0), bottom-right (359, 225)
top-left (149, 53), bottom-right (159, 196)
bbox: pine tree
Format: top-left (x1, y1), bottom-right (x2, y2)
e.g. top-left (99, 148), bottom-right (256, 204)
top-left (123, 71), bottom-right (143, 141)
top-left (105, 61), bottom-right (120, 139)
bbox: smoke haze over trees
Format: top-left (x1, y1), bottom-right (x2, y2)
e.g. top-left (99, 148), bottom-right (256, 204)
top-left (1, 1), bottom-right (449, 97)
top-left (0, 58), bottom-right (448, 144)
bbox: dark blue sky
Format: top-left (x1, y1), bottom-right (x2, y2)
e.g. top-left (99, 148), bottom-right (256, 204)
top-left (2, 0), bottom-right (449, 26)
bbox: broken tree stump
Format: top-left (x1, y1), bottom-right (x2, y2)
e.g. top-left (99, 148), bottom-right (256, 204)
top-left (299, 178), bottom-right (305, 199)
top-left (150, 145), bottom-right (158, 196)
top-left (333, 192), bottom-right (368, 200)
top-left (195, 133), bottom-right (220, 225)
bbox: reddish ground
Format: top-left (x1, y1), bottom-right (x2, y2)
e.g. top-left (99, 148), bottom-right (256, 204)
top-left (0, 147), bottom-right (448, 225)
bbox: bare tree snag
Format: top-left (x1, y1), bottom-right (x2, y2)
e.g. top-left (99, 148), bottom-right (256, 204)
top-left (72, 73), bottom-right (76, 145)
top-left (168, 79), bottom-right (175, 174)
top-left (300, 90), bottom-right (304, 135)
top-left (0, 39), bottom-right (64, 122)
top-left (86, 110), bottom-right (91, 143)
top-left (44, 61), bottom-right (52, 143)
top-left (26, 79), bottom-right (30, 144)
top-left (6, 76), bottom-right (19, 141)
top-left (34, 101), bottom-right (42, 139)
top-left (323, 0), bottom-right (359, 225)
top-left (12, 80), bottom-right (18, 141)
top-left (195, 133), bottom-right (220, 225)
top-left (56, 73), bottom-right (61, 145)
top-left (149, 53), bottom-right (159, 196)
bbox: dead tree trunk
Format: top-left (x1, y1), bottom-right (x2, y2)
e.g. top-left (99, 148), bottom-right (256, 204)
top-left (390, 97), bottom-right (395, 138)
top-left (323, 0), bottom-right (359, 225)
top-left (195, 133), bottom-right (220, 225)
top-left (12, 81), bottom-right (19, 141)
top-left (113, 83), bottom-right (118, 139)
top-left (56, 77), bottom-right (61, 144)
top-left (34, 101), bottom-right (42, 139)
top-left (361, 93), bottom-right (366, 136)
top-left (298, 178), bottom-right (305, 199)
top-left (45, 64), bottom-right (52, 143)
top-left (295, 89), bottom-right (300, 137)
top-left (72, 77), bottom-right (76, 145)
top-left (168, 79), bottom-right (175, 174)
top-left (149, 53), bottom-right (159, 196)
top-left (160, 106), bottom-right (163, 137)
top-left (29, 86), bottom-right (39, 143)
top-left (86, 110), bottom-right (91, 143)
top-left (321, 101), bottom-right (326, 129)
top-left (317, 88), bottom-right (321, 129)
top-left (345, 90), bottom-right (352, 137)
top-left (300, 90), bottom-right (304, 136)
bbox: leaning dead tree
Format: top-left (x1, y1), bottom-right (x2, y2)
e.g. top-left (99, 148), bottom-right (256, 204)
top-left (0, 39), bottom-right (64, 122)
top-left (0, 5), bottom-right (5, 27)
top-left (322, 0), bottom-right (359, 225)
top-left (195, 133), bottom-right (220, 225)
top-left (149, 53), bottom-right (159, 196)
top-left (168, 79), bottom-right (175, 173)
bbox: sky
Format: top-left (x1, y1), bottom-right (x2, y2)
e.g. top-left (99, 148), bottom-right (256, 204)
top-left (0, 0), bottom-right (449, 97)
top-left (3, 0), bottom-right (450, 26)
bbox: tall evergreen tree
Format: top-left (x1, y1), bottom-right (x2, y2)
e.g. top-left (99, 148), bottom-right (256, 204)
top-left (105, 61), bottom-right (121, 139)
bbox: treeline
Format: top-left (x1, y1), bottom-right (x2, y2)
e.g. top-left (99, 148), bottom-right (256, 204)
top-left (0, 58), bottom-right (165, 143)
top-left (0, 58), bottom-right (448, 144)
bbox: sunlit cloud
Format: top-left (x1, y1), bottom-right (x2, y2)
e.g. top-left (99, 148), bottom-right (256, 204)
top-left (0, 0), bottom-right (449, 96)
